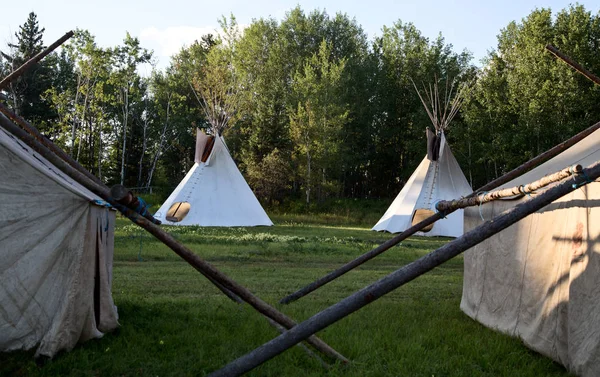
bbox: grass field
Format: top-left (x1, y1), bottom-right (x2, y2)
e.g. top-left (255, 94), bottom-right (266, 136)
top-left (1, 210), bottom-right (573, 377)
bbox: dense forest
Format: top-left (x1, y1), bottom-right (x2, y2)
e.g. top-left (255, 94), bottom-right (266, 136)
top-left (1, 5), bottom-right (599, 206)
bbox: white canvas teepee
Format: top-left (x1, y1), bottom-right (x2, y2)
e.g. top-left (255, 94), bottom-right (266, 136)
top-left (461, 127), bottom-right (600, 377)
top-left (0, 120), bottom-right (118, 358)
top-left (154, 129), bottom-right (273, 227)
top-left (372, 78), bottom-right (472, 237)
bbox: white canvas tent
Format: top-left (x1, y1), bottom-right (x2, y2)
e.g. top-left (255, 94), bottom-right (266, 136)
top-left (154, 130), bottom-right (273, 227)
top-left (372, 132), bottom-right (472, 236)
top-left (461, 127), bottom-right (600, 376)
top-left (372, 78), bottom-right (472, 236)
top-left (0, 123), bottom-right (118, 358)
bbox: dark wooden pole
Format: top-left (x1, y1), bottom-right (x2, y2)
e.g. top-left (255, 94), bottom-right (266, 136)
top-left (0, 102), bottom-right (161, 225)
top-left (0, 113), bottom-right (348, 364)
top-left (0, 31), bottom-right (74, 91)
top-left (211, 160), bottom-right (600, 377)
top-left (280, 119), bottom-right (600, 304)
top-left (546, 44), bottom-right (600, 86)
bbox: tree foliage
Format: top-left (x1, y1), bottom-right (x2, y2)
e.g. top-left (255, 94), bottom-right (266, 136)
top-left (2, 5), bottom-right (599, 206)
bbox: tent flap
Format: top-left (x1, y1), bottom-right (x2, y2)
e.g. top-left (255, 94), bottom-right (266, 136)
top-left (0, 124), bottom-right (118, 358)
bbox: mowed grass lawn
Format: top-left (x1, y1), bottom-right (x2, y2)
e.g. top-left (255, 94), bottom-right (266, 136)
top-left (1, 214), bottom-right (572, 377)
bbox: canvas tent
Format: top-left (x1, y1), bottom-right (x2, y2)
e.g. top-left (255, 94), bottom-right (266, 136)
top-left (372, 79), bottom-right (472, 236)
top-left (154, 129), bottom-right (273, 227)
top-left (0, 121), bottom-right (118, 359)
top-left (461, 127), bottom-right (600, 376)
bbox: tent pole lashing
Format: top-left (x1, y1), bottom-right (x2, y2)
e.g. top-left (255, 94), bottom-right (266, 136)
top-left (211, 159), bottom-right (600, 377)
top-left (435, 164), bottom-right (584, 212)
top-left (280, 119), bottom-right (600, 304)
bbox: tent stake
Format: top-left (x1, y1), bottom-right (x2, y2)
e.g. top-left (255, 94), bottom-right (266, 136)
top-left (0, 31), bottom-right (74, 91)
top-left (0, 113), bottom-right (348, 365)
top-left (211, 159), bottom-right (600, 377)
top-left (280, 119), bottom-right (600, 304)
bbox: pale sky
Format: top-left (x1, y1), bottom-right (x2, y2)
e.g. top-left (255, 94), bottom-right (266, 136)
top-left (2, 0), bottom-right (599, 72)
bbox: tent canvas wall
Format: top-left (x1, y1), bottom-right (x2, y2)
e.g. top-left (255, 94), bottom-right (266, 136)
top-left (461, 127), bottom-right (600, 376)
top-left (154, 130), bottom-right (273, 227)
top-left (372, 131), bottom-right (472, 236)
top-left (0, 124), bottom-right (118, 359)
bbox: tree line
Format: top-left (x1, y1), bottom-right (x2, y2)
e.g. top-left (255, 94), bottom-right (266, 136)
top-left (1, 5), bottom-right (599, 206)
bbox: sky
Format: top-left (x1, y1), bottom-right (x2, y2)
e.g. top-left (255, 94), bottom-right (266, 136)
top-left (2, 0), bottom-right (599, 72)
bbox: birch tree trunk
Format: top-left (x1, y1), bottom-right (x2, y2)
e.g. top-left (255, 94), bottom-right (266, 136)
top-left (146, 93), bottom-right (172, 188)
top-left (138, 95), bottom-right (149, 187)
top-left (120, 85), bottom-right (129, 185)
top-left (70, 74), bottom-right (81, 156)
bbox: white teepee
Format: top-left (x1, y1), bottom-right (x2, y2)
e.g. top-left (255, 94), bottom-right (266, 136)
top-left (154, 129), bottom-right (273, 226)
top-left (372, 78), bottom-right (472, 237)
top-left (0, 119), bottom-right (118, 358)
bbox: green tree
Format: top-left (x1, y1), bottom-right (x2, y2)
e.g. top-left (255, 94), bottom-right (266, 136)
top-left (1, 12), bottom-right (59, 134)
top-left (289, 40), bottom-right (348, 204)
top-left (109, 33), bottom-right (152, 185)
top-left (371, 20), bottom-right (473, 197)
top-left (460, 4), bottom-right (600, 188)
top-left (46, 29), bottom-right (114, 179)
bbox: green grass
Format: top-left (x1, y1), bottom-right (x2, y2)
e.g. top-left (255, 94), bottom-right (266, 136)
top-left (1, 215), bottom-right (572, 377)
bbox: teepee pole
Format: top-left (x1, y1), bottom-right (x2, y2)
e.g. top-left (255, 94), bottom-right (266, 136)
top-left (546, 45), bottom-right (600, 86)
top-left (0, 102), bottom-right (103, 185)
top-left (0, 31), bottom-right (74, 91)
top-left (0, 113), bottom-right (348, 365)
top-left (212, 160), bottom-right (600, 376)
top-left (0, 103), bottom-right (163, 225)
top-left (279, 119), bottom-right (600, 304)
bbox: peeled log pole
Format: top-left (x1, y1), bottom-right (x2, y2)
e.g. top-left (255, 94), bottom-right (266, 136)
top-left (0, 31), bottom-right (74, 91)
top-left (546, 44), bottom-right (600, 86)
top-left (0, 102), bottom-right (162, 226)
top-left (0, 114), bottom-right (348, 364)
top-left (211, 160), bottom-right (600, 377)
top-left (280, 119), bottom-right (600, 304)
top-left (0, 107), bottom-right (337, 365)
top-left (436, 164), bottom-right (583, 212)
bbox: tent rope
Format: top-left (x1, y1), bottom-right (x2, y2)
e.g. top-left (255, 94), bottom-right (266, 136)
top-left (477, 192), bottom-right (489, 221)
top-left (433, 199), bottom-right (447, 219)
top-left (572, 170), bottom-right (593, 189)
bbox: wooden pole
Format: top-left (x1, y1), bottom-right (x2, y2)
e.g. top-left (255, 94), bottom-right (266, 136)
top-left (546, 44), bottom-right (600, 86)
top-left (0, 102), bottom-right (161, 225)
top-left (0, 31), bottom-right (74, 91)
top-left (210, 160), bottom-right (600, 377)
top-left (436, 164), bottom-right (582, 212)
top-left (280, 119), bottom-right (600, 304)
top-left (0, 113), bottom-right (348, 364)
top-left (265, 317), bottom-right (330, 369)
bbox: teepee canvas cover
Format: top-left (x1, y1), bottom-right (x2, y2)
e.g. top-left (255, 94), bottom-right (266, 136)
top-left (0, 125), bottom-right (118, 358)
top-left (154, 130), bottom-right (273, 227)
top-left (372, 131), bottom-right (472, 236)
top-left (461, 127), bottom-right (600, 376)
top-left (373, 78), bottom-right (472, 236)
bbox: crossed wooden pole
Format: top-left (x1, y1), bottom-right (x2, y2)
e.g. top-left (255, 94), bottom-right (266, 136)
top-left (0, 31), bottom-right (348, 366)
top-left (278, 44), bottom-right (600, 306)
top-left (3, 32), bottom-right (599, 376)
